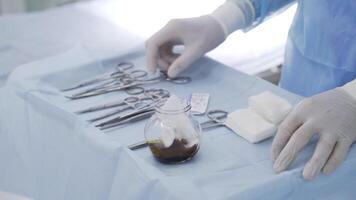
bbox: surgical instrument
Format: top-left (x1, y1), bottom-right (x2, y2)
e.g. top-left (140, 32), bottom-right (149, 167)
top-left (75, 96), bottom-right (137, 114)
top-left (96, 98), bottom-right (167, 130)
top-left (66, 70), bottom-right (148, 98)
top-left (127, 109), bottom-right (228, 150)
top-left (61, 62), bottom-right (135, 91)
top-left (84, 71), bottom-right (189, 92)
top-left (88, 97), bottom-right (155, 123)
top-left (199, 109), bottom-right (229, 130)
top-left (99, 109), bottom-right (156, 130)
top-left (67, 72), bottom-right (191, 100)
top-left (74, 88), bottom-right (169, 114)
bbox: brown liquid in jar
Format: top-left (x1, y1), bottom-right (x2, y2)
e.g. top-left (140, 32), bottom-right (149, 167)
top-left (148, 138), bottom-right (199, 163)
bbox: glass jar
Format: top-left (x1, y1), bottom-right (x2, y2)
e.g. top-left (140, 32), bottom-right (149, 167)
top-left (144, 97), bottom-right (201, 164)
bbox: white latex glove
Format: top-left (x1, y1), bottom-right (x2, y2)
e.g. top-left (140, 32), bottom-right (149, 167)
top-left (272, 88), bottom-right (356, 180)
top-left (145, 15), bottom-right (226, 77)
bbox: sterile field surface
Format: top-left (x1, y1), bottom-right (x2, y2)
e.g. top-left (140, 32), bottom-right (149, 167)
top-left (1, 47), bottom-right (355, 200)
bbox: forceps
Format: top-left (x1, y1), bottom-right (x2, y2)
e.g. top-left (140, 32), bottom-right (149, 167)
top-left (74, 89), bottom-right (169, 114)
top-left (127, 109), bottom-right (229, 150)
top-left (98, 108), bottom-right (156, 130)
top-left (61, 62), bottom-right (135, 92)
top-left (75, 95), bottom-right (140, 114)
top-left (68, 72), bottom-right (191, 99)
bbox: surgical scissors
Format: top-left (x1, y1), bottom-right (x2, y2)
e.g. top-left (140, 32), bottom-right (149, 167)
top-left (61, 62), bottom-right (135, 92)
top-left (74, 88), bottom-right (169, 114)
top-left (199, 109), bottom-right (229, 130)
top-left (127, 109), bottom-right (229, 150)
top-left (88, 97), bottom-right (155, 123)
top-left (67, 72), bottom-right (191, 99)
top-left (96, 97), bottom-right (167, 130)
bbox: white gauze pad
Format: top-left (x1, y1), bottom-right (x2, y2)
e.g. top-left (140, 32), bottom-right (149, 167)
top-left (225, 108), bottom-right (276, 143)
top-left (158, 95), bottom-right (198, 148)
top-left (248, 91), bottom-right (292, 125)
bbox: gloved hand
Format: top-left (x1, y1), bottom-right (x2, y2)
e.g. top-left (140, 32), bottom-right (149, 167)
top-left (145, 15), bottom-right (226, 77)
top-left (272, 88), bottom-right (356, 180)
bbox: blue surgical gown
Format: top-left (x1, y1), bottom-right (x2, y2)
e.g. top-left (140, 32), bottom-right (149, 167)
top-left (250, 0), bottom-right (356, 97)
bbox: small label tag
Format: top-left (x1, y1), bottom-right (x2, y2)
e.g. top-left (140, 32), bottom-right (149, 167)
top-left (190, 93), bottom-right (210, 115)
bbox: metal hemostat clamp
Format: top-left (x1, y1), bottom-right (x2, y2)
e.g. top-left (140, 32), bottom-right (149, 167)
top-left (66, 70), bottom-right (191, 100)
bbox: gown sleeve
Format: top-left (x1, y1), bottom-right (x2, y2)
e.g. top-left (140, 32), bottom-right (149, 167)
top-left (341, 80), bottom-right (356, 101)
top-left (211, 0), bottom-right (296, 35)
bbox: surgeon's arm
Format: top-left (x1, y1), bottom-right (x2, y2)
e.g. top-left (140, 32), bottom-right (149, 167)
top-left (145, 0), bottom-right (296, 77)
top-left (211, 0), bottom-right (296, 36)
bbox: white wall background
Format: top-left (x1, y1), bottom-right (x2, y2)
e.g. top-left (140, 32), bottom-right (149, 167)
top-left (78, 0), bottom-right (296, 74)
top-left (0, 0), bottom-right (26, 14)
top-left (0, 0), bottom-right (84, 14)
top-left (0, 0), bottom-right (296, 75)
